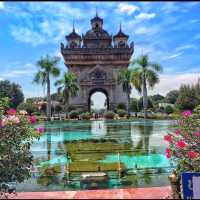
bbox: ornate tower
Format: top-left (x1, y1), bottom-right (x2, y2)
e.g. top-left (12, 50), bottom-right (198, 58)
top-left (61, 13), bottom-right (134, 111)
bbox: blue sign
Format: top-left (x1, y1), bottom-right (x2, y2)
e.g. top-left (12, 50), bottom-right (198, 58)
top-left (181, 172), bottom-right (200, 199)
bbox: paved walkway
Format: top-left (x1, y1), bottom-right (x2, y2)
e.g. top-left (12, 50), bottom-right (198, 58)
top-left (13, 186), bottom-right (171, 199)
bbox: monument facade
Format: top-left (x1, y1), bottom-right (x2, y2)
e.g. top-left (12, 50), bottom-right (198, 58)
top-left (61, 13), bottom-right (134, 111)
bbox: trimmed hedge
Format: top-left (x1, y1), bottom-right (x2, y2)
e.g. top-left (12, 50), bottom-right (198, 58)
top-left (69, 110), bottom-right (79, 119)
top-left (80, 112), bottom-right (91, 120)
top-left (104, 111), bottom-right (115, 119)
top-left (117, 109), bottom-right (127, 117)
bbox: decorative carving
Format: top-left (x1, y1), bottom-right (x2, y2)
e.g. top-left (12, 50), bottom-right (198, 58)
top-left (90, 68), bottom-right (106, 81)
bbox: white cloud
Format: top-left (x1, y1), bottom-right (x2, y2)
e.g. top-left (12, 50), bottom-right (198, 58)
top-left (135, 13), bottom-right (156, 20)
top-left (10, 26), bottom-right (46, 46)
top-left (1, 63), bottom-right (36, 78)
top-left (163, 52), bottom-right (183, 60)
top-left (131, 73), bottom-right (200, 97)
top-left (116, 3), bottom-right (140, 15)
top-left (161, 2), bottom-right (180, 14)
top-left (190, 19), bottom-right (200, 24)
top-left (0, 77), bottom-right (3, 81)
top-left (175, 44), bottom-right (197, 52)
top-left (134, 26), bottom-right (160, 36)
top-left (150, 73), bottom-right (200, 96)
top-left (0, 1), bottom-right (4, 10)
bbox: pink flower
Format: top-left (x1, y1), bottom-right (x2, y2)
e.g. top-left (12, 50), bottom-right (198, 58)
top-left (6, 108), bottom-right (16, 116)
top-left (0, 117), bottom-right (8, 127)
top-left (176, 140), bottom-right (186, 149)
top-left (182, 110), bottom-right (192, 117)
top-left (175, 129), bottom-right (181, 135)
top-left (187, 150), bottom-right (199, 159)
top-left (164, 135), bottom-right (173, 143)
top-left (8, 115), bottom-right (20, 124)
top-left (165, 148), bottom-right (171, 158)
top-left (193, 132), bottom-right (200, 137)
top-left (29, 116), bottom-right (37, 124)
top-left (36, 127), bottom-right (45, 134)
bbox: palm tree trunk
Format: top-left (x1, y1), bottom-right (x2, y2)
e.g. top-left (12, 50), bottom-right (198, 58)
top-left (143, 74), bottom-right (148, 119)
top-left (47, 74), bottom-right (51, 121)
top-left (127, 92), bottom-right (130, 118)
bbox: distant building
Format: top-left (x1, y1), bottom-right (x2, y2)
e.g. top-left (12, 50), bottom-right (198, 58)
top-left (158, 103), bottom-right (174, 108)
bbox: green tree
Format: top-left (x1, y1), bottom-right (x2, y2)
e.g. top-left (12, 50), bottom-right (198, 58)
top-left (131, 54), bottom-right (163, 118)
top-left (55, 72), bottom-right (79, 113)
top-left (130, 98), bottom-right (139, 116)
top-left (17, 102), bottom-right (39, 115)
top-left (33, 55), bottom-right (60, 120)
top-left (0, 80), bottom-right (24, 108)
top-left (117, 69), bottom-right (132, 117)
top-left (117, 103), bottom-right (126, 110)
top-left (165, 105), bottom-right (174, 114)
top-left (165, 90), bottom-right (179, 104)
top-left (150, 94), bottom-right (165, 103)
top-left (138, 97), bottom-right (154, 111)
top-left (0, 97), bottom-right (10, 116)
top-left (175, 84), bottom-right (198, 111)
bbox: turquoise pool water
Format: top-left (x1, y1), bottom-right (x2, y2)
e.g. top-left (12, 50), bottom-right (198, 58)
top-left (100, 154), bottom-right (171, 169)
top-left (16, 119), bottom-right (176, 192)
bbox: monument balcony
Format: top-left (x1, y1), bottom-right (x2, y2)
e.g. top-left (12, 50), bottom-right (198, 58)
top-left (61, 46), bottom-right (133, 65)
top-left (61, 45), bottom-right (134, 55)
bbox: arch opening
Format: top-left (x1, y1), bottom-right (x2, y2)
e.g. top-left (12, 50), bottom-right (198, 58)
top-left (88, 89), bottom-right (109, 113)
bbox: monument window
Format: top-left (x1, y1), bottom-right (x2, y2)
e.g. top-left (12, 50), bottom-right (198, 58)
top-left (118, 41), bottom-right (126, 48)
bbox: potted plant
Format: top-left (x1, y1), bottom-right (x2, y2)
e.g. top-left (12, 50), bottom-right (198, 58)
top-left (164, 110), bottom-right (200, 199)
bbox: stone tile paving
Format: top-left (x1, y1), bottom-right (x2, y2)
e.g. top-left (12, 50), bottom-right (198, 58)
top-left (13, 186), bottom-right (171, 199)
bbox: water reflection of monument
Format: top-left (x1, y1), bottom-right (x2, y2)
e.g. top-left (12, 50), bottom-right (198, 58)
top-left (106, 121), bottom-right (131, 143)
top-left (131, 121), bottom-right (154, 154)
top-left (91, 120), bottom-right (107, 139)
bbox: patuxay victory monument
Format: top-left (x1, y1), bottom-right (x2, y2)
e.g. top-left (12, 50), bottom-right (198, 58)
top-left (61, 12), bottom-right (134, 111)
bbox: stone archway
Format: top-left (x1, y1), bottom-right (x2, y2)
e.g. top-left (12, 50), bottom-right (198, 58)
top-left (88, 88), bottom-right (109, 112)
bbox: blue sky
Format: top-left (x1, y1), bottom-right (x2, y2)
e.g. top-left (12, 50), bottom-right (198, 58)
top-left (0, 1), bottom-right (200, 108)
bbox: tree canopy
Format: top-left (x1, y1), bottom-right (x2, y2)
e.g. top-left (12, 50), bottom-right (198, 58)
top-left (0, 80), bottom-right (24, 108)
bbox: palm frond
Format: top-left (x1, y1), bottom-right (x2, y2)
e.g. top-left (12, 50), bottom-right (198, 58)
top-left (150, 62), bottom-right (163, 72)
top-left (51, 67), bottom-right (60, 77)
top-left (146, 69), bottom-right (159, 89)
top-left (131, 68), bottom-right (142, 94)
top-left (54, 79), bottom-right (63, 86)
top-left (33, 71), bottom-right (47, 86)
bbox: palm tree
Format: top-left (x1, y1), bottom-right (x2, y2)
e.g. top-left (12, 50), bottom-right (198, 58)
top-left (131, 54), bottom-right (162, 118)
top-left (55, 72), bottom-right (79, 114)
top-left (33, 55), bottom-right (60, 120)
top-left (117, 69), bottom-right (132, 117)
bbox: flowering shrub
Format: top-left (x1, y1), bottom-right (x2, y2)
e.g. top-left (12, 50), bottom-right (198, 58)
top-left (164, 110), bottom-right (200, 178)
top-left (0, 98), bottom-right (44, 188)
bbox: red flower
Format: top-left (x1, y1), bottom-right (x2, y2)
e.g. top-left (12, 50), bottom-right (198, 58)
top-left (184, 133), bottom-right (189, 139)
top-left (187, 150), bottom-right (199, 159)
top-left (182, 110), bottom-right (192, 117)
top-left (176, 140), bottom-right (186, 148)
top-left (36, 127), bottom-right (45, 134)
top-left (164, 134), bottom-right (173, 143)
top-left (6, 108), bottom-right (16, 115)
top-left (175, 129), bottom-right (181, 135)
top-left (29, 116), bottom-right (37, 124)
top-left (165, 148), bottom-right (171, 158)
